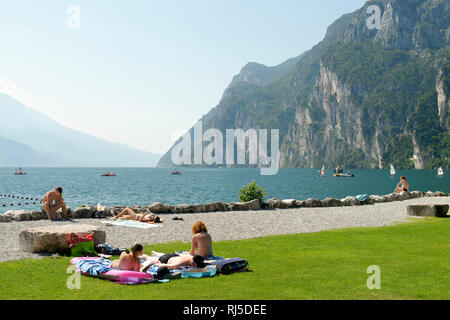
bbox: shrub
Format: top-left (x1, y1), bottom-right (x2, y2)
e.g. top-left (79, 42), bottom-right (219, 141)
top-left (238, 181), bottom-right (267, 202)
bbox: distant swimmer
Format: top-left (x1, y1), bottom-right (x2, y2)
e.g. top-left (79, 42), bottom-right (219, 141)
top-left (41, 187), bottom-right (68, 221)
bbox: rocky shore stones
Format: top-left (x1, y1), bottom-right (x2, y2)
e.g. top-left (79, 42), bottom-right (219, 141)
top-left (321, 198), bottom-right (342, 207)
top-left (5, 210), bottom-right (30, 221)
top-left (170, 204), bottom-right (195, 214)
top-left (228, 199), bottom-right (261, 211)
top-left (0, 215), bottom-right (11, 222)
top-left (305, 198), bottom-right (322, 208)
top-left (407, 204), bottom-right (449, 217)
top-left (19, 224), bottom-right (106, 253)
top-left (147, 202), bottom-right (171, 213)
top-left (73, 206), bottom-right (93, 218)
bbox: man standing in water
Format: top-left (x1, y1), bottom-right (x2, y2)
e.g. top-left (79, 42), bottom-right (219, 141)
top-left (41, 187), bottom-right (68, 220)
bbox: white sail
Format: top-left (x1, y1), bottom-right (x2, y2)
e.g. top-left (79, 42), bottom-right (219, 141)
top-left (321, 164), bottom-right (325, 175)
top-left (437, 167), bottom-right (444, 176)
top-left (390, 164), bottom-right (396, 176)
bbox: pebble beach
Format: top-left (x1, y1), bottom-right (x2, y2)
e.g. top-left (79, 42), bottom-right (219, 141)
top-left (0, 196), bottom-right (448, 263)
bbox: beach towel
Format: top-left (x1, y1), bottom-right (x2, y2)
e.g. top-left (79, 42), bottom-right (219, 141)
top-left (71, 257), bottom-right (156, 284)
top-left (101, 220), bottom-right (163, 229)
top-left (355, 194), bottom-right (369, 202)
top-left (73, 257), bottom-right (112, 276)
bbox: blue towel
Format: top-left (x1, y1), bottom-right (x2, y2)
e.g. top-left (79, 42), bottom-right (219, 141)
top-left (355, 194), bottom-right (369, 202)
top-left (74, 257), bottom-right (112, 276)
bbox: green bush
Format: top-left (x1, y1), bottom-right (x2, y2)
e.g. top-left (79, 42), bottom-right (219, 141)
top-left (238, 180), bottom-right (266, 202)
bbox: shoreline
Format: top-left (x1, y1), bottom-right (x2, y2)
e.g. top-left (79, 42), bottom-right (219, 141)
top-left (0, 195), bottom-right (448, 263)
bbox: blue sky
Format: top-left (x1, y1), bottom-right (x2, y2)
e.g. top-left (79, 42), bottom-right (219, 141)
top-left (0, 0), bottom-right (366, 154)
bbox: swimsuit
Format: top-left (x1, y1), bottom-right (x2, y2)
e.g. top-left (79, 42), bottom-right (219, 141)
top-left (158, 252), bottom-right (179, 264)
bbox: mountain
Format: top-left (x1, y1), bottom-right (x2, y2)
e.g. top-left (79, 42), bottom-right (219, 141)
top-left (158, 0), bottom-right (449, 170)
top-left (0, 93), bottom-right (161, 166)
top-left (0, 136), bottom-right (51, 166)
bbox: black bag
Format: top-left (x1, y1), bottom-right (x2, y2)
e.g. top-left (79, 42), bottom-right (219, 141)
top-left (95, 244), bottom-right (129, 256)
top-left (209, 258), bottom-right (248, 274)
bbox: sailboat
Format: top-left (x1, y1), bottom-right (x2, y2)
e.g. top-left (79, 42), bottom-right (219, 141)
top-left (389, 164), bottom-right (396, 176)
top-left (317, 164), bottom-right (325, 177)
top-left (437, 167), bottom-right (444, 177)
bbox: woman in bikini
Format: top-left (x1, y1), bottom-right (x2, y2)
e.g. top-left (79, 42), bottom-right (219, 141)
top-left (111, 207), bottom-right (160, 223)
top-left (189, 220), bottom-right (213, 258)
top-left (110, 243), bottom-right (143, 272)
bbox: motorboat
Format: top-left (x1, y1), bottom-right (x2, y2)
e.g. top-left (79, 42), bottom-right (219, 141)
top-left (333, 166), bottom-right (354, 177)
top-left (169, 168), bottom-right (182, 175)
top-left (13, 168), bottom-right (26, 175)
top-left (101, 172), bottom-right (116, 177)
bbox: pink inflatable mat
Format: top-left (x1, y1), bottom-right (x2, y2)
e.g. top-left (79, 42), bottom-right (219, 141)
top-left (70, 257), bottom-right (155, 284)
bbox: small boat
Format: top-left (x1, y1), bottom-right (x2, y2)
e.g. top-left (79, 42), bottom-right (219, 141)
top-left (101, 172), bottom-right (116, 177)
top-left (389, 164), bottom-right (396, 176)
top-left (333, 166), bottom-right (354, 177)
top-left (437, 167), bottom-right (444, 177)
top-left (170, 168), bottom-right (182, 175)
top-left (13, 168), bottom-right (26, 175)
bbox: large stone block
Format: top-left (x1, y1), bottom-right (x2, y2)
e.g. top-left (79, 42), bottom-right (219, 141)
top-left (407, 204), bottom-right (449, 217)
top-left (19, 224), bottom-right (106, 253)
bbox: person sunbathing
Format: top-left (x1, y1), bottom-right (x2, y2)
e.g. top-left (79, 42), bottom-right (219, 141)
top-left (189, 221), bottom-right (213, 258)
top-left (148, 251), bottom-right (206, 270)
top-left (112, 207), bottom-right (160, 223)
top-left (110, 243), bottom-right (143, 272)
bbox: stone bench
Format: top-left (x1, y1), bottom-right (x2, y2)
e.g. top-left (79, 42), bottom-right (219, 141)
top-left (406, 204), bottom-right (449, 217)
top-left (19, 224), bottom-right (106, 253)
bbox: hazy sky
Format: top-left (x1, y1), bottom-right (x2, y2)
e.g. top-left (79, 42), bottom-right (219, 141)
top-left (0, 0), bottom-right (366, 155)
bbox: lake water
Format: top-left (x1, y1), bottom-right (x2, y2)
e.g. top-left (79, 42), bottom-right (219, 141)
top-left (0, 167), bottom-right (448, 213)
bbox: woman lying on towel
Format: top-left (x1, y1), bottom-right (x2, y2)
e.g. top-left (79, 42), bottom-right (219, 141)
top-left (111, 207), bottom-right (161, 223)
top-left (189, 221), bottom-right (213, 258)
top-left (110, 243), bottom-right (143, 272)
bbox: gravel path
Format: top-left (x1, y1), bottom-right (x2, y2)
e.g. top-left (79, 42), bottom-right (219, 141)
top-left (0, 197), bottom-right (448, 262)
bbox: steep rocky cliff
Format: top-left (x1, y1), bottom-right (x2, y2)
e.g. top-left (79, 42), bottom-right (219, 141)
top-left (158, 0), bottom-right (449, 169)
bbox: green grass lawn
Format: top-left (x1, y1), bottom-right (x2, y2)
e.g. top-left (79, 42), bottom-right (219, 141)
top-left (1, 218), bottom-right (449, 300)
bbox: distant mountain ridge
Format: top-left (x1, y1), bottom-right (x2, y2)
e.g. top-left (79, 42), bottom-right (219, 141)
top-left (158, 0), bottom-right (449, 170)
top-left (0, 93), bottom-right (160, 166)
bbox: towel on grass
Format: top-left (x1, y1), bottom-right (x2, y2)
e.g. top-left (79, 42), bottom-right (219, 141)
top-left (74, 257), bottom-right (112, 276)
top-left (101, 220), bottom-right (163, 229)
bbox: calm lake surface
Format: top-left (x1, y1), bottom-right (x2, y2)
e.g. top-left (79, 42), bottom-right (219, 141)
top-left (0, 167), bottom-right (448, 213)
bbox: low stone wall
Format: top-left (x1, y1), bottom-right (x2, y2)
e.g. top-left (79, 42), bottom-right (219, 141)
top-left (1, 190), bottom-right (448, 222)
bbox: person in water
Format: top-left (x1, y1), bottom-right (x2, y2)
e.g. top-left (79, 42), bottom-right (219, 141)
top-left (112, 207), bottom-right (160, 223)
top-left (394, 176), bottom-right (409, 193)
top-left (110, 243), bottom-right (143, 272)
top-left (41, 187), bottom-right (68, 221)
top-left (189, 220), bottom-right (213, 258)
